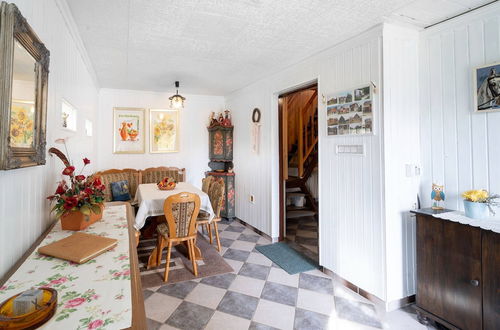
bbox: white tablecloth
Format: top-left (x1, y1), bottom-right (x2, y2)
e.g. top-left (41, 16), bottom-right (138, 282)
top-left (432, 211), bottom-right (500, 234)
top-left (133, 183), bottom-right (215, 230)
top-left (0, 205), bottom-right (132, 329)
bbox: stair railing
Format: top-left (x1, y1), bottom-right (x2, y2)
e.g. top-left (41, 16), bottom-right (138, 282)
top-left (297, 90), bottom-right (318, 177)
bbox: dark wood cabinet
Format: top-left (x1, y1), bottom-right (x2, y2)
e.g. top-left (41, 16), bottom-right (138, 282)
top-left (413, 209), bottom-right (500, 330)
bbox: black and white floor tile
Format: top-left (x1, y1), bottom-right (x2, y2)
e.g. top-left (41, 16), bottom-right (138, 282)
top-left (143, 220), bottom-right (438, 330)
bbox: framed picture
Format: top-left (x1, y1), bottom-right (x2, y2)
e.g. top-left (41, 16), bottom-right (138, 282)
top-left (326, 84), bottom-right (373, 137)
top-left (0, 3), bottom-right (50, 170)
top-left (113, 107), bottom-right (145, 154)
top-left (149, 109), bottom-right (179, 153)
top-left (473, 61), bottom-right (500, 112)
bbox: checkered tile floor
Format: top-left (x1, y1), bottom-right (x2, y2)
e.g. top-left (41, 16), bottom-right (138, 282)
top-left (143, 220), bottom-right (437, 330)
top-left (286, 215), bottom-right (319, 259)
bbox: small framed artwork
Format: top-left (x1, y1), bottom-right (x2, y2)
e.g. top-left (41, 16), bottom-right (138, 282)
top-left (113, 107), bottom-right (145, 154)
top-left (9, 100), bottom-right (35, 148)
top-left (473, 61), bottom-right (500, 112)
top-left (326, 84), bottom-right (373, 136)
top-left (149, 109), bottom-right (179, 153)
top-left (61, 99), bottom-right (77, 131)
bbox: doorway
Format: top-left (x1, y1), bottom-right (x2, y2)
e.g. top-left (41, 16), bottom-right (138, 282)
top-left (278, 82), bottom-right (319, 261)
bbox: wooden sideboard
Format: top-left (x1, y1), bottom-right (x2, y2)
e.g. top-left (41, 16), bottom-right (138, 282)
top-left (412, 209), bottom-right (500, 330)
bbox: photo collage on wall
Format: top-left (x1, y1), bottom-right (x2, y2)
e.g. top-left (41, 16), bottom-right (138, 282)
top-left (326, 85), bottom-right (373, 136)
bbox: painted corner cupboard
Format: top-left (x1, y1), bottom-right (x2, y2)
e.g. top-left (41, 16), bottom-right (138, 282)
top-left (411, 208), bottom-right (500, 330)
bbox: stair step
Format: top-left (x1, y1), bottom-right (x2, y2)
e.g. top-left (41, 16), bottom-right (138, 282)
top-left (287, 206), bottom-right (311, 211)
top-left (286, 188), bottom-right (301, 193)
top-left (287, 192), bottom-right (306, 197)
top-left (286, 210), bottom-right (316, 219)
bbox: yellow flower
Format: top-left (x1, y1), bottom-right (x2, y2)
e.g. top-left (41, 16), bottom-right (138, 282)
top-left (462, 190), bottom-right (489, 202)
top-left (17, 109), bottom-right (27, 121)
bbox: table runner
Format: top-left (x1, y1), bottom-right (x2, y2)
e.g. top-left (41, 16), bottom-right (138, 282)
top-left (432, 211), bottom-right (500, 234)
top-left (133, 182), bottom-right (215, 230)
top-left (0, 204), bottom-right (132, 329)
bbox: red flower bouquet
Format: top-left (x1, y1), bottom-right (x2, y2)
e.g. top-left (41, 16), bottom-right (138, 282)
top-left (47, 147), bottom-right (105, 220)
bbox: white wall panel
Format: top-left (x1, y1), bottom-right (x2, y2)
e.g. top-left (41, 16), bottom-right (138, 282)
top-left (97, 89), bottom-right (225, 187)
top-left (420, 2), bottom-right (500, 210)
top-left (226, 26), bottom-right (386, 299)
top-left (0, 0), bottom-right (99, 278)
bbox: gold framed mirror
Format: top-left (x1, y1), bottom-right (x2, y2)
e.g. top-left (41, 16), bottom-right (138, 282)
top-left (0, 2), bottom-right (50, 170)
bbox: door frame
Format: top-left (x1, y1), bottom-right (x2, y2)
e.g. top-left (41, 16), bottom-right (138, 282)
top-left (277, 80), bottom-right (318, 241)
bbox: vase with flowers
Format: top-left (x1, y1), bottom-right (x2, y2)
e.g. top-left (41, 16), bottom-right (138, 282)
top-left (461, 189), bottom-right (500, 219)
top-left (47, 140), bottom-right (106, 230)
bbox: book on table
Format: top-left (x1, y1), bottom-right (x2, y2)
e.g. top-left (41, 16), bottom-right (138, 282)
top-left (37, 232), bottom-right (117, 264)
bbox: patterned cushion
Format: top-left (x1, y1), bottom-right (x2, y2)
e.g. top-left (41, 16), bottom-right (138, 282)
top-left (196, 210), bottom-right (211, 221)
top-left (208, 181), bottom-right (225, 217)
top-left (201, 176), bottom-right (214, 193)
top-left (158, 201), bottom-right (196, 238)
top-left (110, 180), bottom-right (131, 201)
top-left (99, 171), bottom-right (139, 202)
top-left (142, 169), bottom-right (184, 184)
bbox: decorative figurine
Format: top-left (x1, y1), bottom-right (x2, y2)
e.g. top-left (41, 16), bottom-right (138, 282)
top-left (218, 112), bottom-right (224, 124)
top-left (208, 112), bottom-right (217, 127)
top-left (431, 183), bottom-right (445, 210)
top-left (223, 109), bottom-right (232, 127)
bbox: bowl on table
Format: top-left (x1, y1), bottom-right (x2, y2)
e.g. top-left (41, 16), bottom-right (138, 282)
top-left (157, 177), bottom-right (177, 191)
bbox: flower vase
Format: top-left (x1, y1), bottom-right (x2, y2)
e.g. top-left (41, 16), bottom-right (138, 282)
top-left (60, 204), bottom-right (104, 231)
top-left (463, 200), bottom-right (489, 219)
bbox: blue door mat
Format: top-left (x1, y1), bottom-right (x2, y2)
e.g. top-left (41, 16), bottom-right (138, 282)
top-left (256, 242), bottom-right (318, 274)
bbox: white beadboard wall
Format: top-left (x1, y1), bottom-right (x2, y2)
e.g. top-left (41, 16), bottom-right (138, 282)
top-left (382, 25), bottom-right (420, 303)
top-left (226, 26), bottom-right (387, 299)
top-left (97, 89), bottom-right (225, 187)
top-left (419, 2), bottom-right (500, 211)
top-left (0, 0), bottom-right (99, 279)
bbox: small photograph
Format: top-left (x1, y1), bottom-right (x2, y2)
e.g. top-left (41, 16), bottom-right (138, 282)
top-left (350, 124), bottom-right (364, 135)
top-left (350, 113), bottom-right (362, 124)
top-left (338, 124), bottom-right (349, 135)
top-left (327, 96), bottom-right (338, 106)
top-left (364, 117), bottom-right (373, 133)
top-left (327, 117), bottom-right (339, 126)
top-left (337, 91), bottom-right (353, 104)
top-left (354, 86), bottom-right (371, 101)
top-left (338, 115), bottom-right (349, 125)
top-left (362, 100), bottom-right (372, 114)
top-left (350, 103), bottom-right (361, 113)
top-left (339, 105), bottom-right (350, 114)
top-left (327, 125), bottom-right (338, 135)
top-left (327, 106), bottom-right (338, 116)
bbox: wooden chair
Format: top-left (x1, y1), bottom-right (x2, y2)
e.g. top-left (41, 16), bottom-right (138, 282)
top-left (197, 179), bottom-right (225, 252)
top-left (155, 192), bottom-right (201, 282)
top-left (201, 176), bottom-right (214, 193)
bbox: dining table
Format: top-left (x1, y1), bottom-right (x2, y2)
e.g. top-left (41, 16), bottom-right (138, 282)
top-left (132, 182), bottom-right (215, 267)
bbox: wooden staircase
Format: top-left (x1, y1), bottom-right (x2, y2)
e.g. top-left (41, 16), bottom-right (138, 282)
top-left (283, 88), bottom-right (318, 215)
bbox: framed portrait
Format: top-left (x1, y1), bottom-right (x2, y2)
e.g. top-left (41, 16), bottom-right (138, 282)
top-left (473, 61), bottom-right (500, 113)
top-left (0, 2), bottom-right (50, 170)
top-left (149, 109), bottom-right (179, 153)
top-left (113, 107), bottom-right (145, 154)
top-left (326, 84), bottom-right (373, 137)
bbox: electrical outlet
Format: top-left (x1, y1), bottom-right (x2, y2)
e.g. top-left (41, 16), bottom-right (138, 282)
top-left (249, 194), bottom-right (255, 203)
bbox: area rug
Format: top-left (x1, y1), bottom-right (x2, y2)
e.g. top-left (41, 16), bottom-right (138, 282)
top-left (256, 242), bottom-right (318, 274)
top-left (137, 233), bottom-right (233, 288)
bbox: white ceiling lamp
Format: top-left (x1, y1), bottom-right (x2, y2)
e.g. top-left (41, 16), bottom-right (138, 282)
top-left (169, 81), bottom-right (186, 109)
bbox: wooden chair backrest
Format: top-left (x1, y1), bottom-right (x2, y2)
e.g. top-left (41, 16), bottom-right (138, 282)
top-left (201, 176), bottom-right (214, 193)
top-left (208, 179), bottom-right (225, 218)
top-left (141, 167), bottom-right (186, 184)
top-left (163, 192), bottom-right (200, 239)
top-left (94, 168), bottom-right (140, 202)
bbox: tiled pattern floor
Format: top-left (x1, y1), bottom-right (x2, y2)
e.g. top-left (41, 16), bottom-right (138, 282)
top-left (286, 215), bottom-right (319, 258)
top-left (143, 220), bottom-right (438, 330)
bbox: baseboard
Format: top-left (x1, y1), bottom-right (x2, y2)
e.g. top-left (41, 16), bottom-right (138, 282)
top-left (322, 266), bottom-right (415, 312)
top-left (233, 218), bottom-right (278, 242)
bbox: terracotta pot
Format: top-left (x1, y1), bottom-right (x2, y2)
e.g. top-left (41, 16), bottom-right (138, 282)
top-left (60, 204), bottom-right (104, 231)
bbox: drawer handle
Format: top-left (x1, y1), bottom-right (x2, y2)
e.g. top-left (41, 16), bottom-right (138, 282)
top-left (470, 279), bottom-right (480, 287)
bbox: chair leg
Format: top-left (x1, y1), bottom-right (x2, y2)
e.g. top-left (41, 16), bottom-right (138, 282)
top-left (188, 239), bottom-right (198, 277)
top-left (213, 221), bottom-right (222, 252)
top-left (163, 241), bottom-right (172, 282)
top-left (207, 223), bottom-right (213, 244)
top-left (156, 236), bottom-right (165, 267)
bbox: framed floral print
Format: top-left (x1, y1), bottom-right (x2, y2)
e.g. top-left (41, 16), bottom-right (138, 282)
top-left (0, 3), bottom-right (50, 170)
top-left (149, 109), bottom-right (179, 153)
top-left (113, 107), bottom-right (145, 154)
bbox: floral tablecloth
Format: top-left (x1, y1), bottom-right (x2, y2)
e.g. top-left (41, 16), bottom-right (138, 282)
top-left (132, 182), bottom-right (215, 230)
top-left (0, 204), bottom-right (132, 329)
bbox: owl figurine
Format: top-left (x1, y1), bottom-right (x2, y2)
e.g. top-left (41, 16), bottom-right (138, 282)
top-left (431, 183), bottom-right (445, 210)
